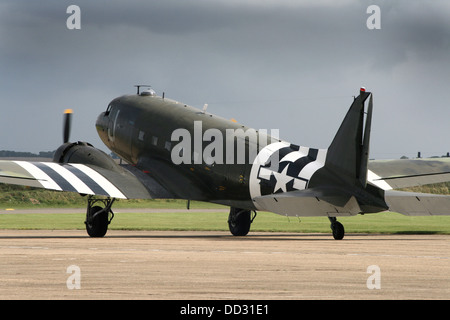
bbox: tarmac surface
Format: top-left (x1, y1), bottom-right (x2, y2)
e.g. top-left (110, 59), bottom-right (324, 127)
top-left (0, 230), bottom-right (448, 300)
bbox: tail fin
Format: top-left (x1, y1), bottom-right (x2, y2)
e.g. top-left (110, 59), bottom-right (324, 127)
top-left (359, 93), bottom-right (373, 187)
top-left (325, 88), bottom-right (372, 186)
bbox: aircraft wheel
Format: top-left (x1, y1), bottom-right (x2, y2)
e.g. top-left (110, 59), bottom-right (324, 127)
top-left (228, 208), bottom-right (251, 236)
top-left (85, 205), bottom-right (109, 237)
top-left (331, 221), bottom-right (345, 240)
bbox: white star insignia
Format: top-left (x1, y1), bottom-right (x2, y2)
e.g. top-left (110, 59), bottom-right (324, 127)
top-left (272, 164), bottom-right (294, 193)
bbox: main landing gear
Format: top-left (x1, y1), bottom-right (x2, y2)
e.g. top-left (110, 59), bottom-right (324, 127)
top-left (329, 217), bottom-right (345, 240)
top-left (228, 207), bottom-right (257, 236)
top-left (227, 208), bottom-right (345, 240)
top-left (85, 196), bottom-right (115, 237)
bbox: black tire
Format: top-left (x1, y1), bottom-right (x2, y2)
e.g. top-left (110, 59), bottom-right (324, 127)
top-left (85, 205), bottom-right (109, 237)
top-left (331, 221), bottom-right (345, 240)
top-left (228, 208), bottom-right (251, 236)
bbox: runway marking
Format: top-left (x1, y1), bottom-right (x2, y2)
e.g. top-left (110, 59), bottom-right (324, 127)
top-left (347, 253), bottom-right (449, 260)
top-left (0, 245), bottom-right (49, 250)
top-left (20, 243), bottom-right (442, 261)
top-left (3, 243), bottom-right (447, 260)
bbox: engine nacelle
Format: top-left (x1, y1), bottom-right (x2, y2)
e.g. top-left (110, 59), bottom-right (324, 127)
top-left (53, 141), bottom-right (121, 173)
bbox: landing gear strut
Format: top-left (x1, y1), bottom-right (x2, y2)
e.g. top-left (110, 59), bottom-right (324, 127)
top-left (329, 217), bottom-right (345, 240)
top-left (85, 196), bottom-right (115, 237)
top-left (228, 207), bottom-right (257, 236)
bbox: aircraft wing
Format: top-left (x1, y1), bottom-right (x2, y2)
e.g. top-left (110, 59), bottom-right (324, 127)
top-left (0, 160), bottom-right (160, 200)
top-left (253, 187), bottom-right (362, 217)
top-left (368, 158), bottom-right (450, 189)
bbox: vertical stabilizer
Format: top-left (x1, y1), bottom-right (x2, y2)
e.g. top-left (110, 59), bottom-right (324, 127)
top-left (325, 88), bottom-right (372, 185)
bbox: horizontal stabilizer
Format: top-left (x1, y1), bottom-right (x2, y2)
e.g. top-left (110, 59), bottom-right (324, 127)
top-left (385, 190), bottom-right (450, 216)
top-left (253, 187), bottom-right (361, 217)
top-left (369, 158), bottom-right (450, 189)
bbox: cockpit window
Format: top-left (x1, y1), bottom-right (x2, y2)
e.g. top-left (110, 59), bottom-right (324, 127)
top-left (105, 103), bottom-right (112, 116)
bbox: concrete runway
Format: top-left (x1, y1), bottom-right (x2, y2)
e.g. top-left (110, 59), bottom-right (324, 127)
top-left (0, 230), bottom-right (448, 300)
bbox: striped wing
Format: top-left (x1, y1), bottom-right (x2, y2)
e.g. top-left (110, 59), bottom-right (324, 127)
top-left (0, 160), bottom-right (152, 199)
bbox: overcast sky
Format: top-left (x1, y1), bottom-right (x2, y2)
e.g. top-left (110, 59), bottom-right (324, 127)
top-left (0, 0), bottom-right (449, 159)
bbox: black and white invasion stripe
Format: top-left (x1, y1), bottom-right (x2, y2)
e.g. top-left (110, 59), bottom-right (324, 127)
top-left (13, 161), bottom-right (127, 199)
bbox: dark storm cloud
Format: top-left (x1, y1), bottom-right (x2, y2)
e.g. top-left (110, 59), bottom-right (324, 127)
top-left (366, 2), bottom-right (450, 70)
top-left (0, 0), bottom-right (448, 158)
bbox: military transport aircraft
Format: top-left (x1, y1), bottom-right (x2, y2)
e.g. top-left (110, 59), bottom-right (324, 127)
top-left (1, 86), bottom-right (449, 239)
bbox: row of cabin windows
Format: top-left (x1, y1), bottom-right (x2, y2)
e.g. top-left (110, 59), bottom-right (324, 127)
top-left (147, 133), bottom-right (218, 164)
top-left (151, 135), bottom-right (217, 158)
top-left (148, 134), bottom-right (171, 152)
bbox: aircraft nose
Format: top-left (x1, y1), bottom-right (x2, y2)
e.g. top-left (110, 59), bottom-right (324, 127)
top-left (96, 112), bottom-right (107, 130)
top-left (95, 112), bottom-right (109, 142)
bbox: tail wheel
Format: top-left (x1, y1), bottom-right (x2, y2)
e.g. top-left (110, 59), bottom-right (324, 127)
top-left (228, 208), bottom-right (253, 236)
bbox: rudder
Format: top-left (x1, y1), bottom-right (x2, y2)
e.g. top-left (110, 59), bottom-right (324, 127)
top-left (324, 88), bottom-right (372, 186)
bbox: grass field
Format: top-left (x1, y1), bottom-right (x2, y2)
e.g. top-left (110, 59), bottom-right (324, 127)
top-left (1, 209), bottom-right (450, 235)
top-left (1, 184), bottom-right (450, 234)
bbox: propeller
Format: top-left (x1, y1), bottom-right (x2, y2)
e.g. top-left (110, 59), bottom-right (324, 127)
top-left (63, 109), bottom-right (73, 143)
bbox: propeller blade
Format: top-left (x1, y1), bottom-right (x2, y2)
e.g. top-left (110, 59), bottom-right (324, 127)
top-left (63, 109), bottom-right (73, 143)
